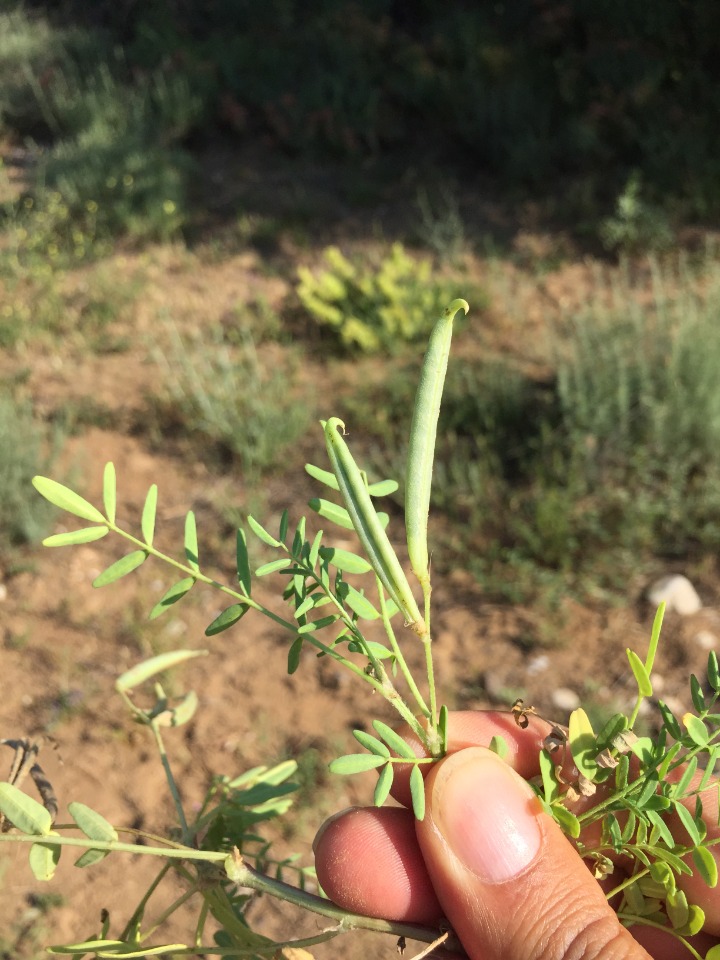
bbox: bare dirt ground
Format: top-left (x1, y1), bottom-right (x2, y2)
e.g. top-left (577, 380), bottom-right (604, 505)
top-left (1, 153), bottom-right (718, 959)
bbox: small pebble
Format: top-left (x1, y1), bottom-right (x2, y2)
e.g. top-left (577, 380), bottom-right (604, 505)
top-left (527, 654), bottom-right (550, 675)
top-left (551, 687), bottom-right (581, 712)
top-left (650, 672), bottom-right (665, 693)
top-left (648, 574), bottom-right (702, 616)
top-left (0, 583), bottom-right (6, 602)
top-left (694, 630), bottom-right (717, 651)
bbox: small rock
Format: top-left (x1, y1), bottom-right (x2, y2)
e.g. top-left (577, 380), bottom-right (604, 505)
top-left (694, 630), bottom-right (717, 651)
top-left (650, 672), bottom-right (665, 693)
top-left (551, 687), bottom-right (581, 712)
top-left (0, 583), bottom-right (6, 602)
top-left (527, 654), bottom-right (550, 675)
top-left (648, 574), bottom-right (702, 616)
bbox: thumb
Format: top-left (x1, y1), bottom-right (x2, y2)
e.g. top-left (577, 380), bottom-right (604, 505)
top-left (417, 747), bottom-right (650, 960)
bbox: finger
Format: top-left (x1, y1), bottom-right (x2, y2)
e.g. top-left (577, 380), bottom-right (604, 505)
top-left (313, 806), bottom-right (442, 922)
top-left (417, 747), bottom-right (650, 960)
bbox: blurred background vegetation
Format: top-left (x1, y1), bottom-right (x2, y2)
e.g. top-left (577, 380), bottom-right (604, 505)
top-left (3, 0), bottom-right (720, 601)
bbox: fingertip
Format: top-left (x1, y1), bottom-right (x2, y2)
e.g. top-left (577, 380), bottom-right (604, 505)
top-left (313, 806), bottom-right (443, 923)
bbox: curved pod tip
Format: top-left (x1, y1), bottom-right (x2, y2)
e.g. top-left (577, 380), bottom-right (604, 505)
top-left (444, 298), bottom-right (469, 319)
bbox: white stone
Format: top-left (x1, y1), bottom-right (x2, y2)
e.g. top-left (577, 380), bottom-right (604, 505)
top-left (551, 687), bottom-right (581, 712)
top-left (650, 672), bottom-right (665, 693)
top-left (694, 630), bottom-right (717, 651)
top-left (0, 582), bottom-right (6, 602)
top-left (648, 575), bottom-right (702, 616)
top-left (527, 654), bottom-right (550, 675)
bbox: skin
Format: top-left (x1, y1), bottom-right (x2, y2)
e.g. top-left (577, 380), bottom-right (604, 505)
top-left (314, 711), bottom-right (720, 960)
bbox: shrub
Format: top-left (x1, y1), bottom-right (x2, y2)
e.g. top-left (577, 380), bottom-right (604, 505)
top-left (297, 243), bottom-right (460, 353)
top-left (153, 323), bottom-right (312, 482)
top-left (0, 392), bottom-right (60, 557)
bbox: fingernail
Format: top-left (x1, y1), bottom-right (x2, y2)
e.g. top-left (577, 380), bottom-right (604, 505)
top-left (433, 748), bottom-right (543, 884)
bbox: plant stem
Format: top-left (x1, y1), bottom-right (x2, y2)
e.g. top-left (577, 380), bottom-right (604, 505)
top-left (150, 720), bottom-right (189, 840)
top-left (616, 914), bottom-right (702, 959)
top-left (120, 861), bottom-right (172, 942)
top-left (141, 884), bottom-right (199, 940)
top-left (0, 833), bottom-right (228, 860)
top-left (376, 577), bottom-right (430, 718)
top-left (225, 849), bottom-right (456, 948)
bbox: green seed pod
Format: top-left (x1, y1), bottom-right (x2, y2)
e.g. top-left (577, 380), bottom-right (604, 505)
top-left (324, 418), bottom-right (425, 633)
top-left (406, 299), bottom-right (469, 591)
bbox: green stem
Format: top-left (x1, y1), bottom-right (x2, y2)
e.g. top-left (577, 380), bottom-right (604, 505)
top-left (141, 884), bottom-right (200, 941)
top-left (120, 861), bottom-right (172, 942)
top-left (225, 851), bottom-right (455, 948)
top-left (0, 833), bottom-right (228, 860)
top-left (194, 897), bottom-right (210, 947)
top-left (150, 720), bottom-right (189, 840)
top-left (616, 914), bottom-right (702, 960)
top-left (376, 578), bottom-right (430, 718)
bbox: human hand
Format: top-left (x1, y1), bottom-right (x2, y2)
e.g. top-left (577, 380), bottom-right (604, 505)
top-left (314, 711), bottom-right (720, 960)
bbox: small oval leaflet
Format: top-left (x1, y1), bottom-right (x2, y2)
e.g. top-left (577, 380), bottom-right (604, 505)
top-left (184, 510), bottom-right (199, 570)
top-left (236, 527), bottom-right (252, 596)
top-left (626, 648), bottom-right (653, 698)
top-left (29, 839), bottom-right (61, 881)
top-left (692, 844), bottom-right (719, 888)
top-left (103, 461), bottom-right (117, 524)
top-left (352, 729), bottom-right (391, 757)
top-left (149, 577), bottom-right (196, 620)
top-left (318, 546), bottom-right (372, 575)
top-left (32, 476), bottom-right (106, 524)
top-left (344, 586), bottom-right (380, 620)
top-left (309, 498), bottom-right (354, 531)
top-left (409, 764), bottom-right (425, 820)
top-left (305, 462), bottom-right (340, 491)
top-left (372, 720), bottom-right (416, 759)
top-left (328, 754), bottom-right (386, 775)
top-left (141, 484), bottom-right (158, 546)
top-left (374, 763), bottom-right (394, 807)
top-left (247, 515), bottom-right (282, 548)
top-left (366, 478), bottom-right (399, 497)
top-left (43, 526), bottom-right (109, 547)
top-left (74, 848), bottom-right (109, 869)
top-left (205, 603), bottom-right (250, 636)
top-left (683, 712), bottom-right (710, 747)
top-left (287, 635), bottom-right (304, 674)
top-left (93, 550), bottom-right (147, 588)
top-left (0, 781), bottom-right (52, 835)
top-left (255, 558), bottom-right (293, 577)
top-left (116, 649), bottom-right (208, 692)
top-left (69, 801), bottom-right (118, 842)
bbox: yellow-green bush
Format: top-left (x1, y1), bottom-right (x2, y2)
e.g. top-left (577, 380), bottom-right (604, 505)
top-left (297, 243), bottom-right (459, 353)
